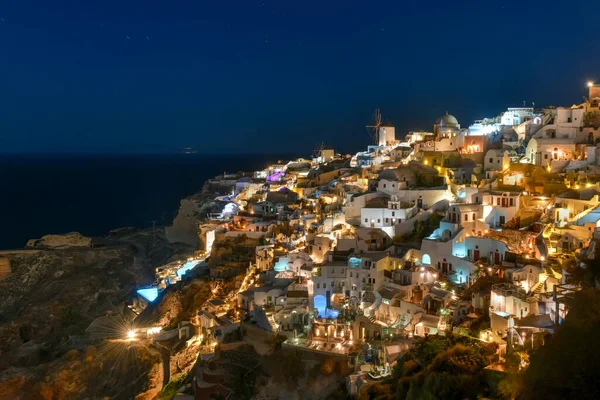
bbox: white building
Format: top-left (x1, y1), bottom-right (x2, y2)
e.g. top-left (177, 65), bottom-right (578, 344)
top-left (499, 107), bottom-right (538, 126)
top-left (360, 196), bottom-right (418, 237)
top-left (468, 118), bottom-right (500, 136)
top-left (484, 149), bottom-right (510, 171)
top-left (490, 283), bottom-right (535, 320)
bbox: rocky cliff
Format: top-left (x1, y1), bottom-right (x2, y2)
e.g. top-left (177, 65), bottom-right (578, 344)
top-left (165, 177), bottom-right (236, 246)
top-left (0, 230), bottom-right (195, 399)
top-left (26, 232), bottom-right (92, 248)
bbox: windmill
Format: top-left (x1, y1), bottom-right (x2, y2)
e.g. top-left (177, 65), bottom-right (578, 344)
top-left (313, 141), bottom-right (326, 160)
top-left (366, 108), bottom-right (382, 145)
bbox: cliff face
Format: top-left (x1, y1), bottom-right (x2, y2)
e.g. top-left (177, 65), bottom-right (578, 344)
top-left (165, 178), bottom-right (235, 246)
top-left (0, 246), bottom-right (138, 362)
top-left (0, 229), bottom-right (196, 399)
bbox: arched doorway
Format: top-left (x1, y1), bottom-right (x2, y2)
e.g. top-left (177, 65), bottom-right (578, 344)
top-left (314, 295), bottom-right (326, 317)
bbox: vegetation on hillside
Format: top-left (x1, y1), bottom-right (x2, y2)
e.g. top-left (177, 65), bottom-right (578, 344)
top-left (521, 288), bottom-right (600, 400)
top-left (359, 335), bottom-right (511, 400)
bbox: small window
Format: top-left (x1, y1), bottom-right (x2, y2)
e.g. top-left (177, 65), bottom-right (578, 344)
top-left (489, 158), bottom-right (493, 163)
top-left (377, 219), bottom-right (381, 223)
top-left (365, 218), bottom-right (368, 223)
top-left (392, 211), bottom-right (395, 217)
top-left (323, 283), bottom-right (326, 289)
top-left (465, 214), bottom-right (469, 221)
top-left (383, 183), bottom-right (387, 188)
top-left (316, 283), bottom-right (320, 289)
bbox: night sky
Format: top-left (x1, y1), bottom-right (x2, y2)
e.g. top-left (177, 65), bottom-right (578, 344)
top-left (0, 0), bottom-right (598, 154)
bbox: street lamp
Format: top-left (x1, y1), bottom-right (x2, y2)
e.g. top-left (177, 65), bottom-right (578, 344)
top-left (127, 330), bottom-right (136, 341)
top-left (588, 81), bottom-right (594, 88)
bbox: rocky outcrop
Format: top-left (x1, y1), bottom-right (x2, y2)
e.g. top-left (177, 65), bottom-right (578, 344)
top-left (26, 232), bottom-right (92, 249)
top-left (0, 246), bottom-right (138, 360)
top-left (0, 257), bottom-right (10, 279)
top-left (166, 177), bottom-right (235, 246)
top-left (0, 230), bottom-right (194, 398)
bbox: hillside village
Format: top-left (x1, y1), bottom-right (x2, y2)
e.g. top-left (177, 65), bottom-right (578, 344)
top-left (110, 83), bottom-right (600, 399)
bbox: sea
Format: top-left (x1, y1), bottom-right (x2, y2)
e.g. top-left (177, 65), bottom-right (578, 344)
top-left (0, 153), bottom-right (298, 250)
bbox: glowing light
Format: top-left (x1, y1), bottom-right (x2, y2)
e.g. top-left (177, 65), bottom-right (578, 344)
top-left (127, 330), bottom-right (136, 341)
top-left (541, 256), bottom-right (545, 262)
top-left (587, 183), bottom-right (592, 188)
top-left (424, 160), bottom-right (428, 165)
top-left (588, 81), bottom-right (594, 87)
top-left (147, 327), bottom-right (162, 335)
top-left (488, 267), bottom-right (492, 272)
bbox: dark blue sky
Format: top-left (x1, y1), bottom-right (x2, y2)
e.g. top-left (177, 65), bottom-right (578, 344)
top-left (0, 0), bottom-right (597, 154)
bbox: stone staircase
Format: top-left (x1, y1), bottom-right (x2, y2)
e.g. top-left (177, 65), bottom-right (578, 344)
top-left (529, 278), bottom-right (547, 296)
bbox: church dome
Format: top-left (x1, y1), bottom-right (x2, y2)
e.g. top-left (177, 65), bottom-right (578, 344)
top-left (436, 113), bottom-right (459, 127)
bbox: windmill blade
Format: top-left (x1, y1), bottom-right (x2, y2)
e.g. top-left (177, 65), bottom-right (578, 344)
top-left (366, 108), bottom-right (382, 144)
top-left (313, 141), bottom-right (325, 159)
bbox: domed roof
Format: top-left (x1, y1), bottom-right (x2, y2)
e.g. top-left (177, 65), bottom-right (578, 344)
top-left (436, 112), bottom-right (459, 126)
